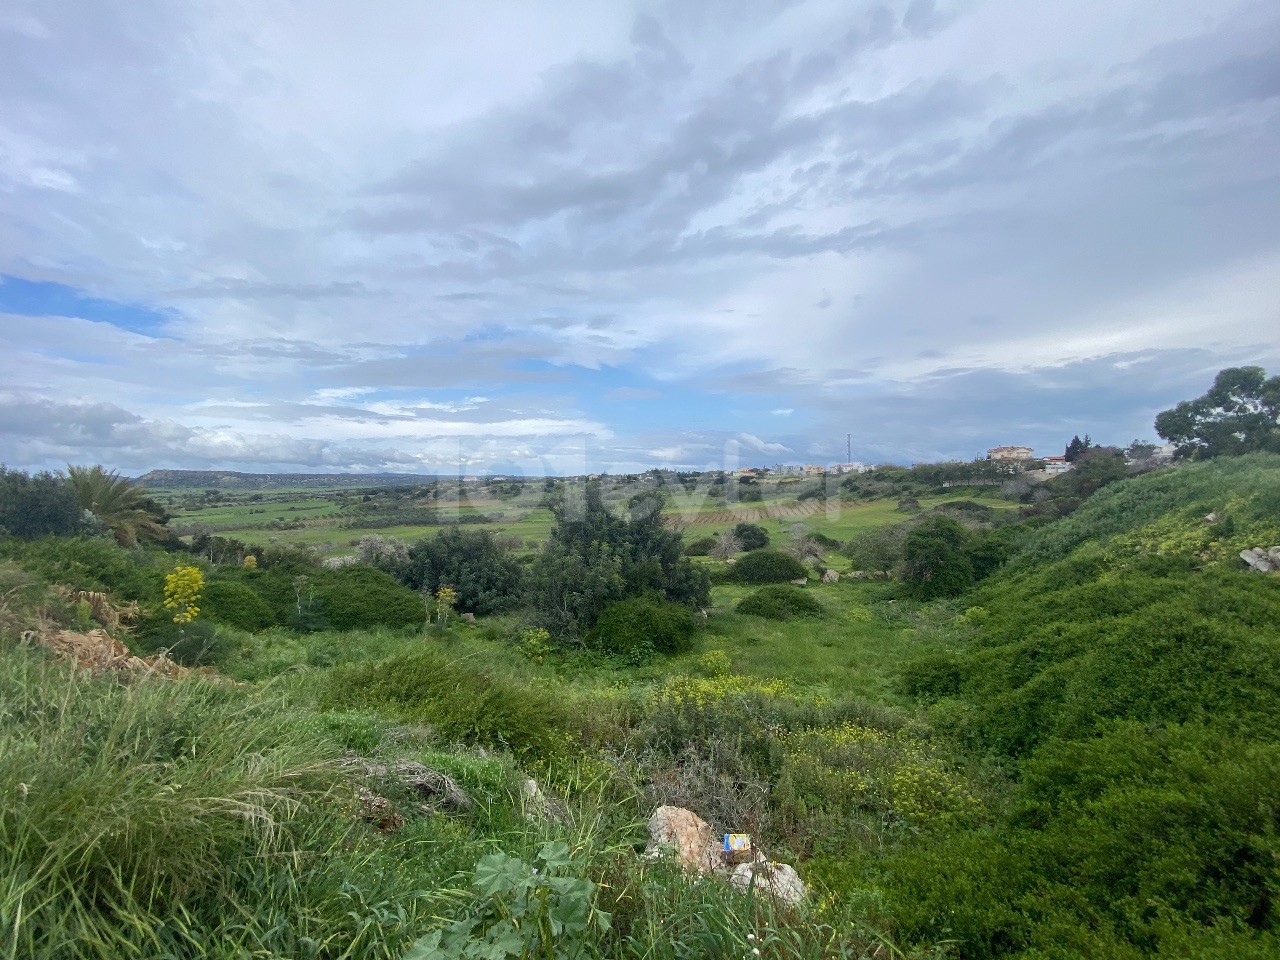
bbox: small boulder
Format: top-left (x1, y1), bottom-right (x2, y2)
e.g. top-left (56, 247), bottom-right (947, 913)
top-left (461, 612), bottom-right (476, 624)
top-left (729, 858), bottom-right (807, 906)
top-left (821, 569), bottom-right (840, 584)
top-left (645, 805), bottom-right (719, 875)
top-left (790, 578), bottom-right (807, 586)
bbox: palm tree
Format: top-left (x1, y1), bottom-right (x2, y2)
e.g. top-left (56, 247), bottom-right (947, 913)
top-left (64, 465), bottom-right (167, 548)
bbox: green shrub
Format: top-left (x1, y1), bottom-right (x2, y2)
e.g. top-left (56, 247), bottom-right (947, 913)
top-left (684, 536), bottom-right (717, 556)
top-left (0, 467), bottom-right (83, 539)
top-left (0, 535), bottom-right (163, 603)
top-left (901, 515), bottom-right (974, 599)
top-left (732, 522), bottom-right (771, 550)
top-left (401, 528), bottom-right (525, 615)
top-left (589, 596), bottom-right (698, 664)
top-left (325, 648), bottom-right (574, 761)
top-left (202, 577), bottom-right (276, 631)
top-left (736, 584), bottom-right (823, 620)
top-left (319, 566), bottom-right (423, 631)
top-left (729, 549), bottom-right (807, 584)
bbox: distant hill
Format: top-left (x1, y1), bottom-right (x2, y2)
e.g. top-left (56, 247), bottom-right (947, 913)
top-left (135, 469), bottom-right (438, 490)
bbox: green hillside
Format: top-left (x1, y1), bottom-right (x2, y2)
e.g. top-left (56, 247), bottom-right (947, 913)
top-left (1, 455), bottom-right (1278, 958)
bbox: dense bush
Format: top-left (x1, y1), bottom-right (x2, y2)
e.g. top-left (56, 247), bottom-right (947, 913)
top-left (889, 458), bottom-right (1280, 958)
top-left (732, 522), bottom-right (770, 550)
top-left (843, 522), bottom-right (910, 572)
top-left (900, 515), bottom-right (975, 599)
top-left (729, 549), bottom-right (807, 584)
top-left (0, 535), bottom-right (164, 602)
top-left (202, 577), bottom-right (276, 632)
top-left (736, 584), bottom-right (823, 620)
top-left (589, 596), bottom-right (698, 664)
top-left (684, 535), bottom-right (717, 556)
top-left (0, 467), bottom-right (84, 539)
top-left (526, 485), bottom-right (709, 637)
top-left (399, 528), bottom-right (525, 615)
top-left (318, 566), bottom-right (423, 631)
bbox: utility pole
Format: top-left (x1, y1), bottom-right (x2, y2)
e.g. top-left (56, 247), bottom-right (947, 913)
top-left (846, 433), bottom-right (852, 463)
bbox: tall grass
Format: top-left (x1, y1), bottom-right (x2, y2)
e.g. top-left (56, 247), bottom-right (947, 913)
top-left (0, 647), bottom-right (449, 958)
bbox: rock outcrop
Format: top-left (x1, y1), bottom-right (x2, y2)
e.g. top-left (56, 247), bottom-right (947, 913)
top-left (341, 754), bottom-right (473, 831)
top-left (821, 568), bottom-right (840, 583)
top-left (729, 858), bottom-right (808, 906)
top-left (645, 805), bottom-right (720, 875)
top-left (644, 805), bottom-right (807, 905)
top-left (1240, 547), bottom-right (1280, 573)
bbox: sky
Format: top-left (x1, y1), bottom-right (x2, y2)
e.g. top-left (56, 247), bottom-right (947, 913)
top-left (1, 0), bottom-right (1277, 477)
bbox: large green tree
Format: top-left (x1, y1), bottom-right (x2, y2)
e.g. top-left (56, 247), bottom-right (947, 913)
top-left (1155, 366), bottom-right (1280, 459)
top-left (64, 465), bottom-right (168, 548)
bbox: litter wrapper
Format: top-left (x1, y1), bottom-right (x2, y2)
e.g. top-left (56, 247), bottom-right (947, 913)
top-left (723, 834), bottom-right (752, 853)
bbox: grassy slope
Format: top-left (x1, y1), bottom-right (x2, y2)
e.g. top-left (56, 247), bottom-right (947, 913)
top-left (9, 460), bottom-right (1277, 958)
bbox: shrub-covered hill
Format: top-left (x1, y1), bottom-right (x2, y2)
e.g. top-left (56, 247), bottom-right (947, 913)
top-left (891, 454), bottom-right (1280, 958)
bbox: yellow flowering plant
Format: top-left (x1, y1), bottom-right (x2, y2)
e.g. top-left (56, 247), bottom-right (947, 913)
top-left (163, 565), bottom-right (204, 625)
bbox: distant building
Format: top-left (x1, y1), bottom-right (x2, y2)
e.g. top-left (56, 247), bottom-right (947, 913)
top-left (830, 462), bottom-right (870, 474)
top-left (802, 464), bottom-right (825, 475)
top-left (1041, 455), bottom-right (1072, 475)
top-left (987, 445), bottom-right (1034, 461)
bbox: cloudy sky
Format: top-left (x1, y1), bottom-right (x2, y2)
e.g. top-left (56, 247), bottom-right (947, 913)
top-left (1, 0), bottom-right (1277, 476)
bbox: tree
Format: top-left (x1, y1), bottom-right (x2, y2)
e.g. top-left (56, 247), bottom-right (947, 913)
top-left (732, 522), bottom-right (770, 550)
top-left (1062, 446), bottom-right (1128, 497)
top-left (0, 467), bottom-right (83, 539)
top-left (526, 483), bottom-right (708, 638)
top-left (1064, 435), bottom-right (1094, 463)
top-left (399, 529), bottom-right (524, 616)
top-left (901, 516), bottom-right (974, 600)
top-left (1155, 366), bottom-right (1280, 459)
top-left (64, 465), bottom-right (167, 547)
top-left (710, 529), bottom-right (743, 559)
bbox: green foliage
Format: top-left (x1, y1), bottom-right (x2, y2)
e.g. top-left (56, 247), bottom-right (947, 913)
top-left (889, 457), bottom-right (1280, 958)
top-left (0, 649), bottom-right (458, 959)
top-left (325, 648), bottom-right (574, 761)
top-left (901, 515), bottom-right (974, 599)
top-left (0, 467), bottom-right (83, 539)
top-left (683, 535), bottom-right (717, 556)
top-left (1011, 453), bottom-right (1280, 570)
top-left (406, 841), bottom-right (610, 960)
top-left (202, 577), bottom-right (276, 631)
top-left (729, 548), bottom-right (807, 584)
top-left (842, 521), bottom-right (910, 572)
top-left (526, 484), bottom-right (709, 637)
top-left (589, 596), bottom-right (697, 664)
top-left (736, 584), bottom-right (823, 620)
top-left (64, 464), bottom-right (168, 548)
top-left (732, 522), bottom-right (771, 550)
top-left (400, 528), bottom-right (525, 615)
top-left (0, 535), bottom-right (164, 602)
top-left (209, 563), bottom-right (423, 633)
top-left (1156, 365), bottom-right (1280, 459)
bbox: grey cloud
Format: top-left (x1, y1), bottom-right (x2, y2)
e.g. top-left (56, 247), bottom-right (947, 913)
top-left (170, 279), bottom-right (373, 300)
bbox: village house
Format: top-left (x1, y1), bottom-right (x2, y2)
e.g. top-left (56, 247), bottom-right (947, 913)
top-left (1041, 455), bottom-right (1072, 474)
top-left (987, 445), bottom-right (1035, 461)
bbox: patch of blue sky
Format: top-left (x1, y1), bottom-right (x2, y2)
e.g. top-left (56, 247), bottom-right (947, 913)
top-left (0, 275), bottom-right (177, 335)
